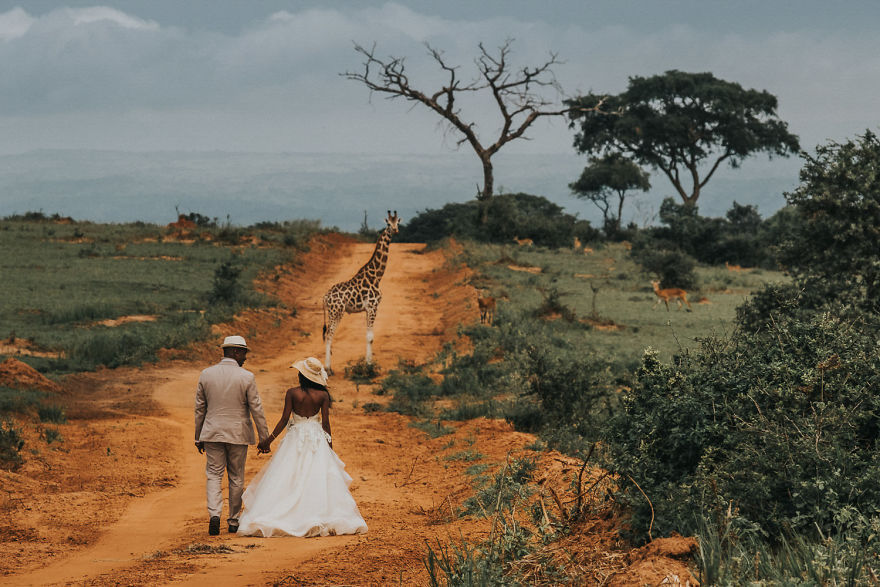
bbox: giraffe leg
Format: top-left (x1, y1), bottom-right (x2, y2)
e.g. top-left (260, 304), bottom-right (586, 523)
top-left (365, 305), bottom-right (378, 363)
top-left (324, 308), bottom-right (343, 375)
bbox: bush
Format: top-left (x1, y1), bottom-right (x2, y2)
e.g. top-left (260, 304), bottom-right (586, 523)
top-left (602, 313), bottom-right (880, 543)
top-left (630, 243), bottom-right (698, 290)
top-left (209, 260), bottom-right (243, 305)
top-left (0, 419), bottom-right (24, 470)
top-left (38, 404), bottom-right (66, 424)
top-left (399, 193), bottom-right (596, 248)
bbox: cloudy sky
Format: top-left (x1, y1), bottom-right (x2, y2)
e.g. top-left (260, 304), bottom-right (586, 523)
top-left (1, 0), bottom-right (878, 157)
top-left (0, 1), bottom-right (878, 227)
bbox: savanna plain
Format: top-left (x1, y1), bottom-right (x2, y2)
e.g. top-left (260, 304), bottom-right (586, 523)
top-left (0, 212), bottom-right (815, 585)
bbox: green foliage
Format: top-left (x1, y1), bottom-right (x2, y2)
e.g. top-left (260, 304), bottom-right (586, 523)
top-left (567, 69), bottom-right (800, 206)
top-left (209, 260), bottom-right (243, 305)
top-left (603, 313), bottom-right (880, 543)
top-left (38, 404), bottom-right (66, 424)
top-left (44, 427), bottom-right (62, 444)
top-left (410, 419), bottom-right (454, 438)
top-left (344, 358), bottom-right (381, 384)
top-left (398, 193), bottom-right (599, 248)
top-left (462, 457), bottom-right (537, 517)
top-left (630, 243), bottom-right (698, 290)
top-left (0, 419), bottom-right (24, 470)
top-left (779, 130), bottom-right (880, 313)
top-left (695, 512), bottom-right (880, 585)
top-left (570, 153), bottom-right (651, 234)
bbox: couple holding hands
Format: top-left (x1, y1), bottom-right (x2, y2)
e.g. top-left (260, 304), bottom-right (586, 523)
top-left (194, 335), bottom-right (367, 537)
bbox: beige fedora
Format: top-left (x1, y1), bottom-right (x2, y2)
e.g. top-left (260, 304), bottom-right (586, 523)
top-left (291, 357), bottom-right (328, 386)
top-left (221, 335), bottom-right (248, 349)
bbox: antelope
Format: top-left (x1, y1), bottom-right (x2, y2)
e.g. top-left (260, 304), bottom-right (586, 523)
top-left (725, 261), bottom-right (745, 272)
top-left (651, 280), bottom-right (692, 312)
top-left (477, 295), bottom-right (496, 324)
top-left (513, 236), bottom-right (533, 246)
top-left (573, 236), bottom-right (582, 251)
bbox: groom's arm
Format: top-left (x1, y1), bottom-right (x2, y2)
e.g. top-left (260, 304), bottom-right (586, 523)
top-left (245, 374), bottom-right (270, 443)
top-left (194, 375), bottom-right (207, 453)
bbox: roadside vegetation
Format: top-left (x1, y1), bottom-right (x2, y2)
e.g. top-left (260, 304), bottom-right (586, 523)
top-left (382, 131), bottom-right (880, 583)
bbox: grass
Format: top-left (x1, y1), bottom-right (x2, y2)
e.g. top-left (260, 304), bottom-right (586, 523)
top-left (460, 241), bottom-right (788, 364)
top-left (0, 216), bottom-right (321, 374)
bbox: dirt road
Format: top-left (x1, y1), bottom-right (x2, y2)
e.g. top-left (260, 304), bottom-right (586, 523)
top-left (1, 234), bottom-right (697, 586)
top-left (2, 235), bottom-right (515, 585)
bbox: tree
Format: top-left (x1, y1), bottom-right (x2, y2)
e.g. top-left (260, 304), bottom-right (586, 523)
top-left (778, 130), bottom-right (880, 312)
top-left (343, 40), bottom-right (604, 223)
top-left (569, 153), bottom-right (650, 233)
top-left (567, 70), bottom-right (800, 206)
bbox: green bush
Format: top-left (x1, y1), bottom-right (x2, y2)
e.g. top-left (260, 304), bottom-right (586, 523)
top-left (0, 419), bottom-right (24, 470)
top-left (38, 404), bottom-right (66, 424)
top-left (603, 312), bottom-right (880, 543)
top-left (399, 193), bottom-right (599, 248)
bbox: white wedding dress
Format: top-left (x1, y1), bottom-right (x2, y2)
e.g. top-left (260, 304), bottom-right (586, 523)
top-left (237, 412), bottom-right (368, 537)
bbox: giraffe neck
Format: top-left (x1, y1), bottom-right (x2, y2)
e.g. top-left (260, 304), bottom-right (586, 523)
top-left (356, 228), bottom-right (392, 283)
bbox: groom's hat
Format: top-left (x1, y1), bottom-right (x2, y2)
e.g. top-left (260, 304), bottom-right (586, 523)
top-left (221, 335), bottom-right (249, 349)
top-left (291, 357), bottom-right (328, 386)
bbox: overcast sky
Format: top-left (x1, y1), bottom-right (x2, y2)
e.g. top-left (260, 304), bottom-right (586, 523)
top-left (1, 0), bottom-right (878, 159)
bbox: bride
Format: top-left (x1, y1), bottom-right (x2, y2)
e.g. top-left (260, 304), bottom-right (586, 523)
top-left (236, 357), bottom-right (367, 537)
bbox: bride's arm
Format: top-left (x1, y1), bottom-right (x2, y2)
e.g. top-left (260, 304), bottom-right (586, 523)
top-left (321, 391), bottom-right (332, 448)
top-left (266, 388), bottom-right (294, 444)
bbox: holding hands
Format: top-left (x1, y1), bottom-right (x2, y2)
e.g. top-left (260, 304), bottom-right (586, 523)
top-left (258, 432), bottom-right (276, 454)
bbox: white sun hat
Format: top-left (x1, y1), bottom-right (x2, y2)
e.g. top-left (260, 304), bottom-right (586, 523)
top-left (291, 357), bottom-right (328, 386)
top-left (221, 335), bottom-right (248, 349)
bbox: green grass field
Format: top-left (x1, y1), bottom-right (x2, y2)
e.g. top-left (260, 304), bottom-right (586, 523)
top-left (0, 216), bottom-right (319, 374)
top-left (461, 241), bottom-right (788, 366)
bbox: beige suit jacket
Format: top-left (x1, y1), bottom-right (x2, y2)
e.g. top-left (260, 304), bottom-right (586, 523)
top-left (194, 358), bottom-right (270, 445)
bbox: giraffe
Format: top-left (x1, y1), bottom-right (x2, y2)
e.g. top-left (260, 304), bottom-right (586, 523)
top-left (322, 210), bottom-right (401, 373)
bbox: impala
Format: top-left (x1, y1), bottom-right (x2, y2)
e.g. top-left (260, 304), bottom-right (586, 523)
top-left (477, 295), bottom-right (496, 324)
top-left (513, 236), bottom-right (533, 246)
top-left (651, 280), bottom-right (692, 312)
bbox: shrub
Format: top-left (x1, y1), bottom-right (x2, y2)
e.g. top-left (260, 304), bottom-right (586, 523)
top-left (0, 419), bottom-right (24, 470)
top-left (603, 312), bottom-right (880, 543)
top-left (38, 404), bottom-right (66, 424)
top-left (630, 242), bottom-right (697, 290)
top-left (209, 260), bottom-right (243, 305)
top-left (399, 193), bottom-right (595, 248)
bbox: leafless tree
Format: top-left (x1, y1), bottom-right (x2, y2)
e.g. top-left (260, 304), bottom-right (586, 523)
top-left (343, 39), bottom-right (604, 223)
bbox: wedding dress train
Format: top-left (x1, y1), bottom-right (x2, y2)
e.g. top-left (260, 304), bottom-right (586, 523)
top-left (237, 412), bottom-right (367, 537)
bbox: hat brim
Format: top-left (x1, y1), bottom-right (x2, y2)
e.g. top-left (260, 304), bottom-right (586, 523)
top-left (221, 344), bottom-right (248, 349)
top-left (291, 360), bottom-right (327, 386)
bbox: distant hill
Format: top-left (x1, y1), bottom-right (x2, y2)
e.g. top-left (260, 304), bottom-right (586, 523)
top-left (0, 150), bottom-right (799, 230)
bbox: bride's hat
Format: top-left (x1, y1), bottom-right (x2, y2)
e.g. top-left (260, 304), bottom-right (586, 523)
top-left (291, 357), bottom-right (328, 386)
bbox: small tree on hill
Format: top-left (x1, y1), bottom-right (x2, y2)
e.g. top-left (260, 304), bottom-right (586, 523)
top-left (567, 70), bottom-right (800, 206)
top-left (569, 153), bottom-right (650, 234)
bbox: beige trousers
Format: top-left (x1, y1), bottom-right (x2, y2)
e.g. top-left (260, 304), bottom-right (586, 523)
top-left (204, 442), bottom-right (249, 523)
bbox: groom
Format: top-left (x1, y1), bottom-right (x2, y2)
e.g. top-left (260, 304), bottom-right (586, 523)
top-left (194, 335), bottom-right (270, 535)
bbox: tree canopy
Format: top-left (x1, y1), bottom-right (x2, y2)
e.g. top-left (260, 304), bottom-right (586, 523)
top-left (569, 153), bottom-right (650, 233)
top-left (566, 70), bottom-right (800, 206)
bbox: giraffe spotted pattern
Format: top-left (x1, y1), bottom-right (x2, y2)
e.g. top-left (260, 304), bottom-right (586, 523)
top-left (322, 211), bottom-right (400, 372)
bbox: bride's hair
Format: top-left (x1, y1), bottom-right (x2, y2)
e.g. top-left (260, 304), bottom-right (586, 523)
top-left (299, 372), bottom-right (331, 400)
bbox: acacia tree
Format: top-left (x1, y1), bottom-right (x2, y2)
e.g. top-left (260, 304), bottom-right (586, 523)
top-left (569, 153), bottom-right (650, 233)
top-left (566, 70), bottom-right (800, 206)
top-left (343, 40), bottom-right (603, 223)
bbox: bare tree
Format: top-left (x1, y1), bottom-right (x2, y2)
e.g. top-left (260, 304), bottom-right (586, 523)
top-left (343, 40), bottom-right (603, 224)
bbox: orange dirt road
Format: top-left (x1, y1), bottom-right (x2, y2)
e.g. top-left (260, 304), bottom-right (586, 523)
top-left (2, 237), bottom-right (507, 586)
top-left (1, 235), bottom-right (697, 586)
